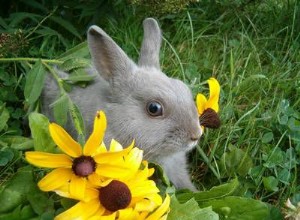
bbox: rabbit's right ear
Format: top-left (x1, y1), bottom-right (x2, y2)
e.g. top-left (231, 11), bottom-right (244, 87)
top-left (87, 26), bottom-right (135, 82)
top-left (138, 18), bottom-right (162, 69)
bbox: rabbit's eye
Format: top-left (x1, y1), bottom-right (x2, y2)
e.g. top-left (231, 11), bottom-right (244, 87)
top-left (146, 101), bottom-right (163, 117)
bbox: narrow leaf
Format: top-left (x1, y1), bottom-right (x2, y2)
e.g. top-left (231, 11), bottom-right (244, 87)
top-left (66, 68), bottom-right (95, 83)
top-left (51, 94), bottom-right (69, 126)
top-left (24, 60), bottom-right (46, 104)
top-left (49, 16), bottom-right (81, 39)
top-left (60, 58), bottom-right (90, 72)
top-left (69, 102), bottom-right (86, 145)
top-left (0, 104), bottom-right (9, 132)
top-left (58, 42), bottom-right (89, 61)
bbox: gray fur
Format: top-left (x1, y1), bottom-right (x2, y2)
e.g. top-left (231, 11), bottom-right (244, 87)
top-left (42, 18), bottom-right (202, 191)
top-left (138, 18), bottom-right (161, 69)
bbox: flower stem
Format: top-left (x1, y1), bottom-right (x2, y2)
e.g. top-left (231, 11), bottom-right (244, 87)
top-left (0, 57), bottom-right (63, 65)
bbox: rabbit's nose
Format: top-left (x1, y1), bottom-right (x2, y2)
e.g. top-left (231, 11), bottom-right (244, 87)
top-left (190, 126), bottom-right (202, 141)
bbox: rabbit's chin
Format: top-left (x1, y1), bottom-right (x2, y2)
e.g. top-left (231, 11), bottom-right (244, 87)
top-left (186, 140), bottom-right (199, 152)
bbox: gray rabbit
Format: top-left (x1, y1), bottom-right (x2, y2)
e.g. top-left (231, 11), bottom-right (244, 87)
top-left (42, 18), bottom-right (202, 191)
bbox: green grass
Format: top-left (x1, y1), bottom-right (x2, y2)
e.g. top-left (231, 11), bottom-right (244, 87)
top-left (154, 2), bottom-right (300, 207)
top-left (0, 0), bottom-right (300, 219)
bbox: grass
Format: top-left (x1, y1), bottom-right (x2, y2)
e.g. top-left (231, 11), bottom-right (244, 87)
top-left (156, 3), bottom-right (300, 206)
top-left (0, 0), bottom-right (300, 219)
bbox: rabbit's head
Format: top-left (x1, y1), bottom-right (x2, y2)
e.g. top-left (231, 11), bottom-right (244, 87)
top-left (87, 18), bottom-right (202, 161)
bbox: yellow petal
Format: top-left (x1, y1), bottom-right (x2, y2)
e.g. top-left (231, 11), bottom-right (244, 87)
top-left (69, 175), bottom-right (87, 200)
top-left (135, 199), bottom-right (158, 212)
top-left (25, 151), bottom-right (72, 168)
top-left (109, 139), bottom-right (123, 151)
top-left (94, 142), bottom-right (134, 165)
top-left (196, 93), bottom-right (207, 115)
top-left (84, 111), bottom-right (107, 156)
top-left (140, 161), bottom-right (155, 178)
top-left (123, 147), bottom-right (143, 174)
top-left (49, 123), bottom-right (82, 157)
top-left (118, 208), bottom-right (139, 219)
top-left (99, 179), bottom-right (113, 187)
top-left (148, 167), bottom-right (155, 178)
top-left (99, 142), bottom-right (108, 152)
top-left (88, 206), bottom-right (106, 220)
top-left (207, 77), bottom-right (220, 113)
top-left (160, 214), bottom-right (168, 220)
top-left (84, 187), bottom-right (101, 202)
top-left (95, 165), bottom-right (132, 178)
top-left (130, 181), bottom-right (159, 198)
top-left (55, 184), bottom-right (99, 202)
top-left (38, 168), bottom-right (73, 191)
top-left (139, 212), bottom-right (149, 219)
top-left (55, 199), bottom-right (100, 220)
top-left (91, 212), bottom-right (116, 220)
top-left (144, 193), bottom-right (163, 206)
top-left (88, 172), bottom-right (102, 187)
top-left (146, 194), bottom-right (170, 220)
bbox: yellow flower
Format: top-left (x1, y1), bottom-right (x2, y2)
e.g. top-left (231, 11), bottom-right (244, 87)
top-left (55, 162), bottom-right (170, 220)
top-left (196, 78), bottom-right (221, 129)
top-left (25, 111), bottom-right (143, 201)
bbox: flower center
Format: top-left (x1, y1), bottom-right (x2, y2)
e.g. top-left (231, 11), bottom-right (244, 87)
top-left (200, 108), bottom-right (221, 129)
top-left (99, 180), bottom-right (132, 212)
top-left (72, 156), bottom-right (96, 177)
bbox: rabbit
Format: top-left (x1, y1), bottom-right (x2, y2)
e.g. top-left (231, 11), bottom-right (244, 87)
top-left (42, 18), bottom-right (202, 191)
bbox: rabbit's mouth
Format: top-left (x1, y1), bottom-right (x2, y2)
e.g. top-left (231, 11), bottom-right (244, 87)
top-left (187, 140), bottom-right (199, 151)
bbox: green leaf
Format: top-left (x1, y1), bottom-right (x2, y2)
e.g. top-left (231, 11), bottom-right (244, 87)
top-left (60, 198), bottom-right (77, 210)
top-left (58, 42), bottom-right (89, 61)
top-left (8, 12), bottom-right (40, 27)
top-left (278, 115), bottom-right (288, 125)
top-left (0, 205), bottom-right (36, 220)
top-left (262, 176), bottom-right (279, 192)
top-left (278, 168), bottom-right (290, 184)
top-left (24, 60), bottom-right (46, 104)
top-left (0, 148), bottom-right (14, 166)
top-left (60, 58), bottom-right (90, 72)
top-left (49, 16), bottom-right (81, 39)
top-left (219, 146), bottom-right (253, 177)
top-left (69, 102), bottom-right (86, 145)
top-left (168, 195), bottom-right (219, 220)
top-left (288, 117), bottom-right (300, 131)
top-left (149, 162), bottom-right (171, 187)
top-left (66, 69), bottom-right (95, 83)
top-left (27, 185), bottom-right (54, 215)
top-left (1, 136), bottom-right (33, 150)
top-left (262, 132), bottom-right (274, 143)
top-left (28, 112), bottom-right (56, 152)
top-left (21, 0), bottom-right (48, 12)
top-left (0, 104), bottom-right (9, 132)
top-left (176, 178), bottom-right (240, 203)
top-left (265, 204), bottom-right (284, 220)
top-left (0, 166), bottom-right (34, 213)
top-left (263, 148), bottom-right (284, 168)
top-left (51, 94), bottom-right (70, 127)
top-left (200, 196), bottom-right (269, 220)
top-left (0, 17), bottom-right (8, 29)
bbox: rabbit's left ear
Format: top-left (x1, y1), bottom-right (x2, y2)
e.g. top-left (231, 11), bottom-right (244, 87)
top-left (138, 18), bottom-right (162, 69)
top-left (87, 25), bottom-right (135, 82)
